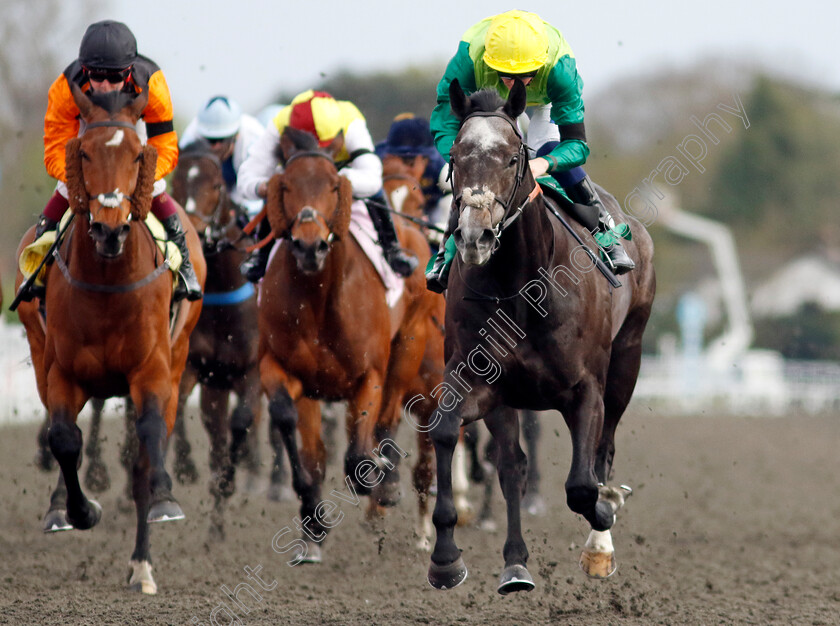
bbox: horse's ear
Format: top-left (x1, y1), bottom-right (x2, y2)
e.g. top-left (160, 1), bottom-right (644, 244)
top-left (326, 130), bottom-right (345, 159)
top-left (69, 81), bottom-right (94, 120)
top-left (331, 176), bottom-right (353, 240)
top-left (65, 138), bottom-right (90, 214)
top-left (265, 172), bottom-right (288, 236)
top-left (503, 79), bottom-right (528, 120)
top-left (278, 128), bottom-right (296, 164)
top-left (132, 144), bottom-right (157, 220)
top-left (449, 79), bottom-right (469, 120)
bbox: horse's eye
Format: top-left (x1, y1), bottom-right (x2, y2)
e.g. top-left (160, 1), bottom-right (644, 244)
top-left (333, 184), bottom-right (340, 193)
top-left (80, 150), bottom-right (90, 161)
top-left (509, 155), bottom-right (519, 167)
top-left (134, 152), bottom-right (143, 163)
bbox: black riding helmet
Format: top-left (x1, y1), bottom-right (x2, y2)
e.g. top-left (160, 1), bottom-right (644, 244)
top-left (79, 20), bottom-right (137, 70)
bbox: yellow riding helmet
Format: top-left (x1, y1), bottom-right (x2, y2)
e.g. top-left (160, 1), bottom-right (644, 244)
top-left (483, 10), bottom-right (549, 75)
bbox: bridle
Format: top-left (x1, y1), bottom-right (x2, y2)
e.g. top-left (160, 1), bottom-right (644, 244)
top-left (177, 150), bottom-right (232, 254)
top-left (81, 119), bottom-right (145, 220)
top-left (280, 150), bottom-right (342, 244)
top-left (450, 110), bottom-right (541, 249)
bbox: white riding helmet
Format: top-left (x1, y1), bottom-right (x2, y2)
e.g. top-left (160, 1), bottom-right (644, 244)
top-left (196, 95), bottom-right (242, 139)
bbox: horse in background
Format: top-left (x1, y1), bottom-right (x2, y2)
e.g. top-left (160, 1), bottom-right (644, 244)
top-left (169, 138), bottom-right (262, 539)
top-left (426, 80), bottom-right (655, 594)
top-left (14, 84), bottom-right (205, 595)
top-left (259, 126), bottom-right (439, 562)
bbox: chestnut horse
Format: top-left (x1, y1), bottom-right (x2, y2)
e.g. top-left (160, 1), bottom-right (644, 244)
top-left (260, 126), bottom-right (438, 561)
top-left (14, 85), bottom-right (205, 595)
top-left (426, 80), bottom-right (656, 594)
top-left (169, 139), bottom-right (262, 538)
top-left (381, 156), bottom-right (475, 548)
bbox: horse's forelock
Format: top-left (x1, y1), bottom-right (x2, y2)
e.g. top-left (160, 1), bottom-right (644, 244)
top-left (469, 89), bottom-right (507, 114)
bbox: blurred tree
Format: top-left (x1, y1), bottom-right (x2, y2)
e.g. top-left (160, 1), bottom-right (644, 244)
top-left (0, 0), bottom-right (106, 303)
top-left (753, 303), bottom-right (840, 360)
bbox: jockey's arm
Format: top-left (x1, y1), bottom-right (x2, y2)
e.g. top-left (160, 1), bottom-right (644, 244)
top-left (143, 70), bottom-right (178, 181)
top-left (237, 122), bottom-right (282, 200)
top-left (538, 59), bottom-right (590, 174)
top-left (430, 42), bottom-right (478, 162)
top-left (43, 75), bottom-right (82, 182)
top-left (340, 118), bottom-right (382, 199)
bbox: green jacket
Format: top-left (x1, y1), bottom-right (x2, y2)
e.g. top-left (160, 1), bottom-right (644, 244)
top-left (430, 16), bottom-right (589, 173)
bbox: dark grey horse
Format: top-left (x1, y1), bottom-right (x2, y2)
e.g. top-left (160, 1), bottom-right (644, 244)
top-left (426, 79), bottom-right (656, 594)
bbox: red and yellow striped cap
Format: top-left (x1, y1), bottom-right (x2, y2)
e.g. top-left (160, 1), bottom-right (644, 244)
top-left (286, 90), bottom-right (342, 146)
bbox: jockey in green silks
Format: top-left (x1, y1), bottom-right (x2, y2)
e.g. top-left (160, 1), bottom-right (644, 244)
top-left (426, 10), bottom-right (634, 293)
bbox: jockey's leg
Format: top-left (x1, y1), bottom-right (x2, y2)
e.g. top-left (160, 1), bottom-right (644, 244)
top-left (152, 191), bottom-right (202, 301)
top-left (537, 143), bottom-right (635, 275)
top-left (15, 188), bottom-right (68, 302)
top-left (239, 216), bottom-right (273, 283)
top-left (425, 203), bottom-right (459, 293)
top-left (365, 192), bottom-right (418, 277)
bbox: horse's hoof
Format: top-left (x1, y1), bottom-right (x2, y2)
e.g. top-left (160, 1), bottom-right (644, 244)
top-left (66, 499), bottom-right (102, 530)
top-left (266, 483), bottom-right (295, 503)
top-left (579, 548), bottom-right (617, 579)
top-left (372, 480), bottom-right (401, 507)
top-left (147, 500), bottom-right (185, 523)
top-left (497, 564), bottom-right (535, 595)
top-left (298, 540), bottom-right (322, 564)
top-left (127, 560), bottom-right (157, 595)
top-left (43, 509), bottom-right (73, 533)
top-left (521, 492), bottom-right (546, 516)
top-left (84, 460), bottom-right (111, 494)
top-left (428, 556), bottom-right (468, 590)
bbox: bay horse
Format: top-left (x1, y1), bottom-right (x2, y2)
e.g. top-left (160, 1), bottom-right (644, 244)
top-left (426, 80), bottom-right (656, 594)
top-left (14, 84), bottom-right (205, 595)
top-left (169, 138), bottom-right (261, 538)
top-left (260, 126), bottom-right (438, 561)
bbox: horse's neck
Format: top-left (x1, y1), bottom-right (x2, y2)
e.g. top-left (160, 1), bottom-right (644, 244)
top-left (490, 200), bottom-right (558, 278)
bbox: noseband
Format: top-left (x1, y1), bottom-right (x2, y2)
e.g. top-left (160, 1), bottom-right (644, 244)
top-left (81, 119), bottom-right (144, 219)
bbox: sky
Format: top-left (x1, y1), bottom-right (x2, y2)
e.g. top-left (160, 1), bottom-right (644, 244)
top-left (44, 1), bottom-right (840, 123)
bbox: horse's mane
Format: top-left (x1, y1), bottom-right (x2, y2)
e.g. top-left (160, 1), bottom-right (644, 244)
top-left (275, 126), bottom-right (322, 163)
top-left (87, 90), bottom-right (139, 116)
top-left (469, 88), bottom-right (506, 113)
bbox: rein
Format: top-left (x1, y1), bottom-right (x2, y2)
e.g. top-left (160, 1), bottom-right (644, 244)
top-left (54, 221), bottom-right (171, 294)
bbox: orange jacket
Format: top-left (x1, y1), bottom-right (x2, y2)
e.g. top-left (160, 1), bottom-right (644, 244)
top-left (44, 55), bottom-right (178, 182)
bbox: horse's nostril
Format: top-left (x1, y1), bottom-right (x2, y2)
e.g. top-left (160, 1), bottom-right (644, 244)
top-left (316, 240), bottom-right (329, 254)
top-left (478, 229), bottom-right (496, 248)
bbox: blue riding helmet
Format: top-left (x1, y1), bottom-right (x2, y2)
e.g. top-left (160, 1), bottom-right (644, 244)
top-left (381, 116), bottom-right (439, 159)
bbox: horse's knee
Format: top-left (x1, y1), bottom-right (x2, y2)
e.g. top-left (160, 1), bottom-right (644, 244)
top-left (268, 389), bottom-right (296, 435)
top-left (136, 404), bottom-right (166, 447)
top-left (429, 416), bottom-right (460, 450)
top-left (231, 405), bottom-right (254, 435)
top-left (48, 421), bottom-right (82, 464)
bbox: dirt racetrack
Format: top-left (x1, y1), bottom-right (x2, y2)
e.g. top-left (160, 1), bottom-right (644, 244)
top-left (0, 407), bottom-right (838, 625)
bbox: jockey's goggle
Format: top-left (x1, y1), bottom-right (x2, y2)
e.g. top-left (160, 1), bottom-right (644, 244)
top-left (205, 135), bottom-right (236, 146)
top-left (84, 66), bottom-right (132, 84)
top-left (498, 71), bottom-right (537, 81)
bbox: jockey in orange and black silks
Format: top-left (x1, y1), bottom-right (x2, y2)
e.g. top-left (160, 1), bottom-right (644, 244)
top-left (18, 20), bottom-right (202, 303)
top-left (425, 10), bottom-right (635, 294)
top-left (236, 90), bottom-right (419, 281)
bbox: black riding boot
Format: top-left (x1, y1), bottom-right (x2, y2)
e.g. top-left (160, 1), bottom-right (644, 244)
top-left (567, 176), bottom-right (635, 275)
top-left (162, 214), bottom-right (202, 301)
top-left (425, 205), bottom-right (459, 294)
top-left (239, 217), bottom-right (273, 283)
top-left (15, 215), bottom-right (60, 303)
top-left (366, 198), bottom-right (418, 278)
